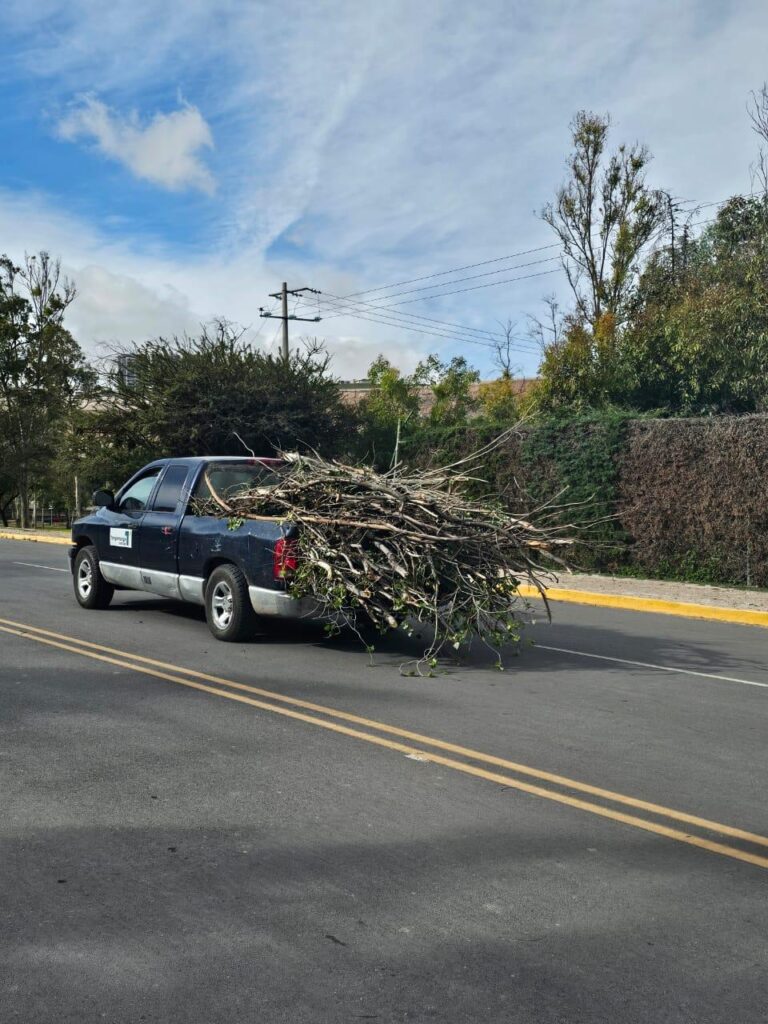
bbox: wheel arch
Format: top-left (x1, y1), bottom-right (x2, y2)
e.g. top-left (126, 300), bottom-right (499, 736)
top-left (202, 555), bottom-right (240, 583)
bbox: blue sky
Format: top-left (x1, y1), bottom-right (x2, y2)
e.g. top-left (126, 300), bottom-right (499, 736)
top-left (1, 0), bottom-right (767, 377)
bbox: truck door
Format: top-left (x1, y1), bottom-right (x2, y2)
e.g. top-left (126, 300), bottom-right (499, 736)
top-left (136, 463), bottom-right (192, 598)
top-left (98, 466), bottom-right (164, 588)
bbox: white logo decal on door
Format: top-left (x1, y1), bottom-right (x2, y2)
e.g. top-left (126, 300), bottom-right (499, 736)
top-left (109, 527), bottom-right (132, 548)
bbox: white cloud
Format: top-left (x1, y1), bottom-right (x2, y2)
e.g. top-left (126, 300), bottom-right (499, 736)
top-left (0, 188), bottom-right (428, 378)
top-left (57, 96), bottom-right (215, 194)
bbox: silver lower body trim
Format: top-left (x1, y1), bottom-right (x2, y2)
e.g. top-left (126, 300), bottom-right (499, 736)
top-left (139, 567), bottom-right (181, 599)
top-left (100, 561), bottom-right (206, 603)
top-left (179, 574), bottom-right (205, 605)
top-left (248, 585), bottom-right (320, 619)
top-left (99, 561), bottom-right (142, 589)
top-left (99, 562), bottom-right (309, 619)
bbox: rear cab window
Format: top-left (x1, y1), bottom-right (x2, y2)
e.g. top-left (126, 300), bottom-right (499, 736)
top-left (192, 460), bottom-right (284, 510)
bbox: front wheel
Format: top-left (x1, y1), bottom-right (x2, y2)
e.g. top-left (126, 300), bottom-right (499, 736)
top-left (73, 545), bottom-right (114, 610)
top-left (205, 564), bottom-right (257, 642)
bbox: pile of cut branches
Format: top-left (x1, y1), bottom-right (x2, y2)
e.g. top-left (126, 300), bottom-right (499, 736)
top-left (200, 435), bottom-right (579, 671)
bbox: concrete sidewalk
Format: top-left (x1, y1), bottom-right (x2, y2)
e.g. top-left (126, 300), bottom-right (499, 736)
top-left (560, 572), bottom-right (768, 613)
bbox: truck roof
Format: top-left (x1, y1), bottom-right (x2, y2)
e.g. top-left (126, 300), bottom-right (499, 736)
top-left (143, 456), bottom-right (283, 469)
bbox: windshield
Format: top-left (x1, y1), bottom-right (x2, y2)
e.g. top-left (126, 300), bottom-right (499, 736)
top-left (194, 460), bottom-right (284, 505)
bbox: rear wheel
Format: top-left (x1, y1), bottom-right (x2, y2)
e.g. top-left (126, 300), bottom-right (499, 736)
top-left (73, 545), bottom-right (114, 610)
top-left (205, 564), bottom-right (257, 642)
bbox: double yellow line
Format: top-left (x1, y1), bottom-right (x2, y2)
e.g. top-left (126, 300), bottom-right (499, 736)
top-left (2, 614), bottom-right (767, 871)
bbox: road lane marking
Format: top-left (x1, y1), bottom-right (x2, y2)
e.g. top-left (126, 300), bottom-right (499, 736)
top-left (2, 614), bottom-right (767, 848)
top-left (1, 617), bottom-right (767, 869)
top-left (13, 561), bottom-right (69, 573)
top-left (536, 644), bottom-right (768, 690)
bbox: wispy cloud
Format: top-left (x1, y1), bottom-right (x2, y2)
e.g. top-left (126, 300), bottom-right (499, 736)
top-left (57, 95), bottom-right (215, 194)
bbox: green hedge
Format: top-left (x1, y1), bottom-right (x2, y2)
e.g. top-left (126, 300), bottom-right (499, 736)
top-left (402, 412), bottom-right (768, 588)
top-left (618, 416), bottom-right (768, 587)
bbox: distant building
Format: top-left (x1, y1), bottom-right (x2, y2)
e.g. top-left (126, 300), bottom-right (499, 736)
top-left (115, 352), bottom-right (139, 388)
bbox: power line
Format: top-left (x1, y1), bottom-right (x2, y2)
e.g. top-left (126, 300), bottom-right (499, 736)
top-left (343, 241), bottom-right (563, 299)
top-left (315, 291), bottom-right (511, 339)
top-left (249, 300), bottom-right (279, 341)
top-left (339, 188), bottom-right (753, 308)
top-left (334, 254), bottom-right (562, 306)
top-left (317, 290), bottom-right (542, 350)
top-left (679, 190), bottom-right (762, 213)
top-left (324, 304), bottom-right (541, 353)
top-left (291, 267), bottom-right (563, 354)
top-left (365, 266), bottom-right (562, 306)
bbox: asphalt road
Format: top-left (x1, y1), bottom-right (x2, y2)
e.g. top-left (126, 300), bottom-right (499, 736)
top-left (1, 538), bottom-right (766, 1024)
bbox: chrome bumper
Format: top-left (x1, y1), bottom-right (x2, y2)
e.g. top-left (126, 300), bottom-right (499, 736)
top-left (248, 585), bottom-right (321, 620)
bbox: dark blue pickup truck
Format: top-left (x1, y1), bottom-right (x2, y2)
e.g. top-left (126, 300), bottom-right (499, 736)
top-left (69, 456), bottom-right (315, 641)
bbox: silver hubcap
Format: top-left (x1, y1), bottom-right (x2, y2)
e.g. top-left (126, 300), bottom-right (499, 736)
top-left (77, 558), bottom-right (93, 598)
top-left (211, 580), bottom-right (234, 630)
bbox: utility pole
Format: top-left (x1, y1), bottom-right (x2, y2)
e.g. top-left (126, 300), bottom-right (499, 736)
top-left (660, 190), bottom-right (684, 284)
top-left (260, 284), bottom-right (321, 359)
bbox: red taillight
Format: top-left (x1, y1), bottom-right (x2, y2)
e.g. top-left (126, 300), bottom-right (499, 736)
top-left (273, 537), bottom-right (298, 579)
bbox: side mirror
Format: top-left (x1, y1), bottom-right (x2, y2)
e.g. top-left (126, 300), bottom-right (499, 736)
top-left (92, 489), bottom-right (115, 509)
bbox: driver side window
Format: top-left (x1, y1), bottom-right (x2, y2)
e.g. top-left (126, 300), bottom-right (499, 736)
top-left (118, 470), bottom-right (162, 513)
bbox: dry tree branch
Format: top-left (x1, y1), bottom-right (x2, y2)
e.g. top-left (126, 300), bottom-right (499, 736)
top-left (198, 440), bottom-right (590, 673)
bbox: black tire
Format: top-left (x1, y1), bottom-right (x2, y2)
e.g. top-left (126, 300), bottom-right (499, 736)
top-left (73, 544), bottom-right (114, 610)
top-left (205, 564), bottom-right (257, 642)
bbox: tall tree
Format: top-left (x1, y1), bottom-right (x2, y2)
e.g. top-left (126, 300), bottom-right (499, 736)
top-left (76, 323), bottom-right (354, 489)
top-left (621, 194), bottom-right (768, 414)
top-left (0, 253), bottom-right (93, 527)
top-left (541, 111), bottom-right (665, 330)
top-left (532, 194), bottom-right (768, 415)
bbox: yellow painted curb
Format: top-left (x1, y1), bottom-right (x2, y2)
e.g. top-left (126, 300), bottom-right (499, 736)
top-left (0, 530), bottom-right (72, 547)
top-left (518, 583), bottom-right (768, 629)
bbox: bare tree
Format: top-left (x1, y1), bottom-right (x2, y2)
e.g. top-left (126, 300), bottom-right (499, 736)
top-left (491, 319), bottom-right (520, 378)
top-left (527, 295), bottom-right (564, 353)
top-left (748, 83), bottom-right (768, 194)
top-left (542, 111), bottom-right (665, 330)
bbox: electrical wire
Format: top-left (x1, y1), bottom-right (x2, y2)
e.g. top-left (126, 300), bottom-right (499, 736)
top-left (331, 254), bottom-right (562, 306)
top-left (337, 189), bottom-right (756, 308)
top-left (313, 296), bottom-right (540, 354)
top-left (315, 291), bottom-right (510, 338)
top-left (342, 240), bottom-right (563, 299)
top-left (360, 266), bottom-right (563, 306)
top-left (323, 305), bottom-right (541, 353)
top-left (316, 295), bottom-right (542, 352)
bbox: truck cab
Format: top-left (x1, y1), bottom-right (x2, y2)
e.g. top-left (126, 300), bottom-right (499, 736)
top-left (69, 456), bottom-right (314, 641)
